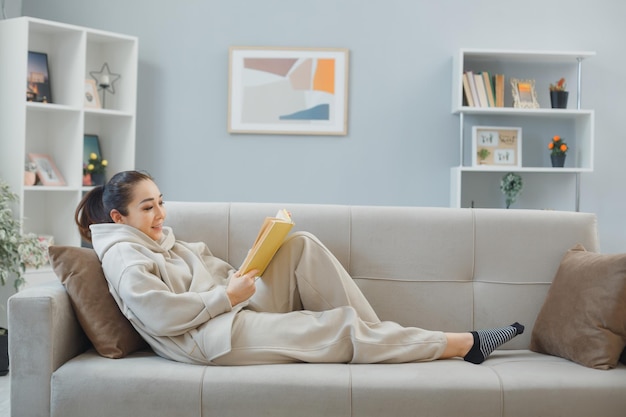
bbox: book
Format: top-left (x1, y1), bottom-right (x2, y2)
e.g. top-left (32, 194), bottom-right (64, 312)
top-left (481, 71), bottom-right (496, 107)
top-left (473, 73), bottom-right (489, 107)
top-left (493, 74), bottom-right (505, 107)
top-left (239, 209), bottom-right (295, 276)
top-left (465, 71), bottom-right (481, 107)
top-left (462, 73), bottom-right (475, 107)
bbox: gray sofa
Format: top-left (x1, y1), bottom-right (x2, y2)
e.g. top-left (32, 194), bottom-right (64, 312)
top-left (9, 202), bottom-right (626, 417)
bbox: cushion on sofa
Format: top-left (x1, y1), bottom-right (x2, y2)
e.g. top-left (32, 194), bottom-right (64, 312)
top-left (530, 244), bottom-right (626, 369)
top-left (48, 245), bottom-right (148, 358)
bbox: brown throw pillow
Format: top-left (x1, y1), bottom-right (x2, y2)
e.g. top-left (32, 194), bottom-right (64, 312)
top-left (48, 246), bottom-right (148, 358)
top-left (530, 244), bottom-right (626, 369)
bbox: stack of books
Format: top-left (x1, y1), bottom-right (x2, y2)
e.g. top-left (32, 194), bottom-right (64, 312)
top-left (462, 71), bottom-right (505, 108)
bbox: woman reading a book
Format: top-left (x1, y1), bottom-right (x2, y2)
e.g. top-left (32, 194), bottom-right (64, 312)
top-left (76, 170), bottom-right (524, 366)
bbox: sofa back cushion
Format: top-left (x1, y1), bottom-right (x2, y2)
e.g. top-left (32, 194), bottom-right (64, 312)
top-left (165, 203), bottom-right (599, 349)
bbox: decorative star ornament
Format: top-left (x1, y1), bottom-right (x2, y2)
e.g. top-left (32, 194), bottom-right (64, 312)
top-left (90, 63), bottom-right (121, 94)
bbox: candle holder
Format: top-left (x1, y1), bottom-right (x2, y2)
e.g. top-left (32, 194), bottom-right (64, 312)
top-left (89, 63), bottom-right (120, 109)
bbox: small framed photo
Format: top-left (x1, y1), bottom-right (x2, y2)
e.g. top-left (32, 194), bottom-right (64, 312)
top-left (26, 51), bottom-right (52, 103)
top-left (228, 46), bottom-right (349, 135)
top-left (28, 153), bottom-right (66, 186)
top-left (84, 79), bottom-right (101, 108)
top-left (511, 78), bottom-right (539, 109)
top-left (472, 126), bottom-right (522, 168)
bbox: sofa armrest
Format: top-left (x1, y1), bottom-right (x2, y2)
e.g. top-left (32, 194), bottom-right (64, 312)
top-left (8, 281), bottom-right (87, 417)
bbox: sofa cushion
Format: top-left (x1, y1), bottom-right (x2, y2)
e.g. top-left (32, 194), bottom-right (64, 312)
top-left (48, 246), bottom-right (148, 358)
top-left (530, 244), bottom-right (626, 369)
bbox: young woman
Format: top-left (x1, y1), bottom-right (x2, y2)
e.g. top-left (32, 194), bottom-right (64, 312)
top-left (75, 170), bottom-right (524, 366)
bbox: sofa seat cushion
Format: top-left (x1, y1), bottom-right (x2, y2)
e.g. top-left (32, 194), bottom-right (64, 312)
top-left (485, 350), bottom-right (626, 417)
top-left (50, 350), bottom-right (205, 417)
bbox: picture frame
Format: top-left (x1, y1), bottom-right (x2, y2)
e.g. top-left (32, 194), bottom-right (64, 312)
top-left (510, 78), bottom-right (539, 109)
top-left (26, 51), bottom-right (52, 103)
top-left (472, 126), bottom-right (522, 168)
top-left (228, 46), bottom-right (349, 135)
top-left (83, 134), bottom-right (102, 166)
top-left (28, 153), bottom-right (65, 186)
top-left (84, 79), bottom-right (101, 108)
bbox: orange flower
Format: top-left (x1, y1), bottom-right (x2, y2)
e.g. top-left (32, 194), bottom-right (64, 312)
top-left (553, 135), bottom-right (560, 142)
top-left (560, 144), bottom-right (567, 152)
top-left (548, 142), bottom-right (554, 150)
top-left (548, 135), bottom-right (568, 156)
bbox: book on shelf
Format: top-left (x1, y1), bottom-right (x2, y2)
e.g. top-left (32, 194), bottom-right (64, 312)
top-left (482, 72), bottom-right (496, 107)
top-left (239, 209), bottom-right (295, 276)
top-left (473, 73), bottom-right (489, 108)
top-left (465, 71), bottom-right (481, 107)
top-left (462, 72), bottom-right (475, 107)
top-left (493, 74), bottom-right (505, 107)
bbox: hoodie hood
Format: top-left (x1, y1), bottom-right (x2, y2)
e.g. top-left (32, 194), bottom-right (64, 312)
top-left (90, 223), bottom-right (176, 260)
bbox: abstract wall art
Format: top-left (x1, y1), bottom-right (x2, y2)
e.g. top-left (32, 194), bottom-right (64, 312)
top-left (228, 46), bottom-right (349, 135)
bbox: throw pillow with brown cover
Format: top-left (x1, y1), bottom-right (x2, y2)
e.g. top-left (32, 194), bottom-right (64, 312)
top-left (48, 246), bottom-right (149, 358)
top-left (530, 244), bottom-right (626, 369)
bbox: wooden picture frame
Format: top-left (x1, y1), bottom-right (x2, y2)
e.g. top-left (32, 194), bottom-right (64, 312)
top-left (26, 51), bottom-right (52, 103)
top-left (228, 46), bottom-right (349, 135)
top-left (472, 126), bottom-right (522, 168)
top-left (28, 153), bottom-right (66, 186)
top-left (511, 78), bottom-right (539, 109)
top-left (84, 79), bottom-right (101, 108)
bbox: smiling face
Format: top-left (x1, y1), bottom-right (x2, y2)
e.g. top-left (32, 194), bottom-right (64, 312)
top-left (110, 179), bottom-right (166, 241)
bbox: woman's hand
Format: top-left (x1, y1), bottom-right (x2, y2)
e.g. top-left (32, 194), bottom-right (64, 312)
top-left (226, 269), bottom-right (258, 306)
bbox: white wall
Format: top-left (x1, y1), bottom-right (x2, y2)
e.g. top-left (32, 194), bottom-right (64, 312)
top-left (19, 0), bottom-right (626, 253)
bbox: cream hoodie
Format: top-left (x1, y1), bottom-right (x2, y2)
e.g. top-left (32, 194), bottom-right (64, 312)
top-left (91, 223), bottom-right (242, 364)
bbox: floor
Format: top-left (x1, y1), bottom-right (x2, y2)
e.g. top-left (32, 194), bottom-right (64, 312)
top-left (0, 374), bottom-right (9, 416)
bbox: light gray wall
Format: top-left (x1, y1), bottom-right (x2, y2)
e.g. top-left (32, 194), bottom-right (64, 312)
top-left (20, 0), bottom-right (626, 253)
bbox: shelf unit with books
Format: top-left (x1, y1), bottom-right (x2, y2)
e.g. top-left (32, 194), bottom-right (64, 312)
top-left (0, 17), bottom-right (137, 283)
top-left (450, 49), bottom-right (595, 211)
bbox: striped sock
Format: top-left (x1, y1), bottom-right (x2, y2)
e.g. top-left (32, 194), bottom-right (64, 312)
top-left (464, 322), bottom-right (524, 364)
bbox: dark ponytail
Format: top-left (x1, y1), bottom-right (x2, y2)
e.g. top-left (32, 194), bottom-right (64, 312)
top-left (75, 170), bottom-right (154, 242)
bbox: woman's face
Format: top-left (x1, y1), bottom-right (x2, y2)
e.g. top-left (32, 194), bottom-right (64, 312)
top-left (113, 179), bottom-right (166, 241)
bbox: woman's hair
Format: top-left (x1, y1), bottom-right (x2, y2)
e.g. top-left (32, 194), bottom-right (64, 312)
top-left (75, 170), bottom-right (153, 242)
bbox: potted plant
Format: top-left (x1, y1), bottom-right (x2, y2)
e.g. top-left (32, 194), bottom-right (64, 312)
top-left (500, 172), bottom-right (523, 209)
top-left (83, 153), bottom-right (108, 186)
top-left (0, 180), bottom-right (49, 376)
top-left (548, 135), bottom-right (568, 167)
top-left (477, 148), bottom-right (491, 164)
top-left (549, 78), bottom-right (568, 109)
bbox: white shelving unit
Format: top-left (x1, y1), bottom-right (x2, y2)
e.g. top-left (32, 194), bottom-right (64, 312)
top-left (0, 17), bottom-right (137, 282)
top-left (450, 49), bottom-right (595, 211)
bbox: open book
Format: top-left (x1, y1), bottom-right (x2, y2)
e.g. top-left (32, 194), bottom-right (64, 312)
top-left (239, 209), bottom-right (294, 276)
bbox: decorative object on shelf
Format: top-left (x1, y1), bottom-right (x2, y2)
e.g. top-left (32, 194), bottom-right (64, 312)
top-left (549, 135), bottom-right (568, 167)
top-left (28, 153), bottom-right (65, 186)
top-left (228, 46), bottom-right (349, 135)
top-left (0, 180), bottom-right (48, 290)
top-left (500, 172), bottom-right (523, 209)
top-left (471, 126), bottom-right (522, 168)
top-left (477, 148), bottom-right (491, 164)
top-left (83, 152), bottom-right (108, 186)
top-left (24, 161), bottom-right (37, 186)
top-left (510, 78), bottom-right (539, 109)
top-left (549, 78), bottom-right (569, 109)
top-left (26, 51), bottom-right (52, 103)
top-left (89, 62), bottom-right (121, 109)
top-left (84, 79), bottom-right (102, 109)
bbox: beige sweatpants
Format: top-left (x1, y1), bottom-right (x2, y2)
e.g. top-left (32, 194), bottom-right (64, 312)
top-left (213, 232), bottom-right (447, 365)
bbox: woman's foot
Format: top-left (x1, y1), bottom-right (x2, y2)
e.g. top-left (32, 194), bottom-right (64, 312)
top-left (464, 322), bottom-right (524, 364)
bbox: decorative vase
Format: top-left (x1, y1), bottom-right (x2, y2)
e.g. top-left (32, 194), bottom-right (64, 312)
top-left (24, 170), bottom-right (36, 186)
top-left (82, 173), bottom-right (92, 186)
top-left (550, 91), bottom-right (569, 109)
top-left (90, 173), bottom-right (106, 186)
top-left (551, 154), bottom-right (566, 168)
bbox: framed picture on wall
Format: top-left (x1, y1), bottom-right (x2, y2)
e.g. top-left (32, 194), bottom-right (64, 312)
top-left (28, 153), bottom-right (65, 186)
top-left (511, 78), bottom-right (539, 109)
top-left (472, 126), bottom-right (522, 168)
top-left (228, 46), bottom-right (349, 135)
top-left (26, 51), bottom-right (52, 103)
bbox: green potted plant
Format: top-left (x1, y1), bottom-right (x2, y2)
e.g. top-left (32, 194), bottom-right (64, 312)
top-left (83, 153), bottom-right (108, 186)
top-left (548, 135), bottom-right (568, 167)
top-left (0, 179), bottom-right (49, 376)
top-left (500, 172), bottom-right (523, 209)
top-left (549, 78), bottom-right (568, 109)
top-left (477, 148), bottom-right (491, 164)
